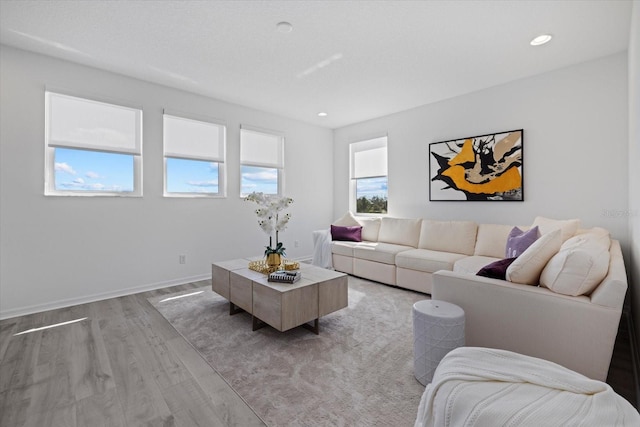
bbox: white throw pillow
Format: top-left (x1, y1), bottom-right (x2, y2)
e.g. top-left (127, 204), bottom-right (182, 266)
top-left (532, 216), bottom-right (580, 242)
top-left (540, 231), bottom-right (611, 296)
top-left (506, 229), bottom-right (561, 285)
top-left (333, 211), bottom-right (361, 227)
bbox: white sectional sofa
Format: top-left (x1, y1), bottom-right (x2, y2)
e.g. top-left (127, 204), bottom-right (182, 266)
top-left (318, 213), bottom-right (628, 381)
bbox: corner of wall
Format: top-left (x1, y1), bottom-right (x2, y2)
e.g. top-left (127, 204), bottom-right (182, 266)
top-left (628, 0), bottom-right (640, 406)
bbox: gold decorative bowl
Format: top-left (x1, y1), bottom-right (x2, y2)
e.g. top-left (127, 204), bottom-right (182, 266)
top-left (248, 258), bottom-right (300, 274)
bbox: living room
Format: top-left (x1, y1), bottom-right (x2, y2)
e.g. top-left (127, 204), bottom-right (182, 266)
top-left (1, 0), bottom-right (639, 425)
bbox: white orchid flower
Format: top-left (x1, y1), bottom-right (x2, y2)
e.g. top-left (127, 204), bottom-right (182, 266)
top-left (246, 191), bottom-right (293, 248)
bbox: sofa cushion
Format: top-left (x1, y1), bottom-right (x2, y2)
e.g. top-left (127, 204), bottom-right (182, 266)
top-left (474, 223), bottom-right (522, 258)
top-left (453, 256), bottom-right (501, 275)
top-left (359, 217), bottom-right (382, 242)
top-left (331, 241), bottom-right (361, 257)
top-left (540, 230), bottom-right (611, 296)
top-left (377, 217), bottom-right (422, 247)
top-left (532, 216), bottom-right (580, 242)
top-left (332, 211), bottom-right (361, 227)
top-left (396, 249), bottom-right (467, 273)
top-left (505, 226), bottom-right (539, 258)
top-left (353, 242), bottom-right (413, 265)
top-left (330, 225), bottom-right (362, 242)
top-left (477, 257), bottom-right (518, 280)
top-left (506, 229), bottom-right (562, 285)
top-left (418, 220), bottom-right (478, 255)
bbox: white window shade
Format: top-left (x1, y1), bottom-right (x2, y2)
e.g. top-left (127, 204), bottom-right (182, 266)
top-left (240, 128), bottom-right (284, 168)
top-left (47, 92), bottom-right (141, 154)
top-left (351, 136), bottom-right (388, 179)
top-left (163, 114), bottom-right (225, 162)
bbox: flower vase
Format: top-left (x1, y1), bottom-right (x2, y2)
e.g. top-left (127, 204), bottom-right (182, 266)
top-left (266, 253), bottom-right (281, 268)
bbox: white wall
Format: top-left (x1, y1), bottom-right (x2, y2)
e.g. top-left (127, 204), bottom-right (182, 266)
top-left (333, 53), bottom-right (629, 248)
top-left (629, 1), bottom-right (640, 352)
top-left (0, 46), bottom-right (334, 319)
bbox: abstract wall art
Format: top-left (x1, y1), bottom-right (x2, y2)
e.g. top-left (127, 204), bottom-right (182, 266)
top-left (429, 129), bottom-right (523, 201)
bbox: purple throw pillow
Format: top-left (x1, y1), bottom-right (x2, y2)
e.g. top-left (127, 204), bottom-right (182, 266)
top-left (477, 257), bottom-right (518, 280)
top-left (331, 225), bottom-right (362, 242)
top-left (505, 226), bottom-right (539, 258)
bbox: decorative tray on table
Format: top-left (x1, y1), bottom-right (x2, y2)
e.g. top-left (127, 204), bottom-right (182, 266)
top-left (248, 259), bottom-right (300, 274)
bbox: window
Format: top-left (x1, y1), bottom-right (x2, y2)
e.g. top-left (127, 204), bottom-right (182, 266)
top-left (45, 91), bottom-right (142, 196)
top-left (163, 112), bottom-right (226, 196)
top-left (350, 136), bottom-right (388, 214)
top-left (240, 126), bottom-right (284, 196)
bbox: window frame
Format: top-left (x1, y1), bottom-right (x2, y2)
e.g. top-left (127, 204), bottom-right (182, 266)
top-left (349, 135), bottom-right (389, 215)
top-left (44, 90), bottom-right (143, 197)
top-left (162, 111), bottom-right (227, 198)
top-left (239, 125), bottom-right (285, 197)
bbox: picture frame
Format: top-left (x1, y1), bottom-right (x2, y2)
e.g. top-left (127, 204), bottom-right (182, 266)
top-left (429, 129), bottom-right (523, 201)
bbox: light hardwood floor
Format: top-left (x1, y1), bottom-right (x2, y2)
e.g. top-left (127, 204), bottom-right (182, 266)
top-left (0, 280), bottom-right (265, 427)
top-left (1, 280), bottom-right (636, 427)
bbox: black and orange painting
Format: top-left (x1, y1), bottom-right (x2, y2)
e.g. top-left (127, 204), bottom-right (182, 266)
top-left (429, 129), bottom-right (523, 201)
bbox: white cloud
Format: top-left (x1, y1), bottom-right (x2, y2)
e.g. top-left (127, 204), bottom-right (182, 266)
top-left (187, 180), bottom-right (218, 187)
top-left (242, 170), bottom-right (277, 181)
top-left (55, 162), bottom-right (77, 175)
top-left (85, 171), bottom-right (100, 179)
top-left (58, 181), bottom-right (125, 192)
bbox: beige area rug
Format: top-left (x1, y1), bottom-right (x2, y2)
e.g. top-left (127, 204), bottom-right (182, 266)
top-left (149, 276), bottom-right (428, 426)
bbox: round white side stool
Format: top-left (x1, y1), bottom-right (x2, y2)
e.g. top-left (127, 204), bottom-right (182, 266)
top-left (413, 300), bottom-right (465, 386)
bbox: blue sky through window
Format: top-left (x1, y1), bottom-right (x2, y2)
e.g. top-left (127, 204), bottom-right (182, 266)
top-left (54, 148), bottom-right (134, 192)
top-left (241, 165), bottom-right (278, 195)
top-left (166, 158), bottom-right (219, 193)
top-left (357, 176), bottom-right (387, 199)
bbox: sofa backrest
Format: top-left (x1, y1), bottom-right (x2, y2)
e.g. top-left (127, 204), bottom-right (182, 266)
top-left (474, 224), bottom-right (515, 258)
top-left (358, 217), bottom-right (382, 242)
top-left (419, 220), bottom-right (478, 255)
top-left (474, 223), bottom-right (535, 258)
top-left (377, 217), bottom-right (422, 247)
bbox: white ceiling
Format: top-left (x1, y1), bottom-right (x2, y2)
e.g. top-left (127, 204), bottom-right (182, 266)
top-left (0, 0), bottom-right (632, 129)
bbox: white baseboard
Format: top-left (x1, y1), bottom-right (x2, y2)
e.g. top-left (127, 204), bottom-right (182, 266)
top-left (0, 274), bottom-right (210, 321)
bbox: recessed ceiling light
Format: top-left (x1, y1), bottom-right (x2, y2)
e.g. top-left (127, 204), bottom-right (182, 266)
top-left (317, 112), bottom-right (328, 117)
top-left (530, 34), bottom-right (552, 46)
top-left (276, 22), bottom-right (293, 33)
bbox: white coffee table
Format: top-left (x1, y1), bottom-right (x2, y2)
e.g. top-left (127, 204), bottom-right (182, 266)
top-left (212, 258), bottom-right (348, 334)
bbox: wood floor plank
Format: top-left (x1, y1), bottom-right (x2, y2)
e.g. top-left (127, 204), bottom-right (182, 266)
top-left (0, 389), bottom-right (29, 427)
top-left (22, 402), bottom-right (76, 427)
top-left (0, 325), bottom-right (42, 393)
top-left (99, 313), bottom-right (173, 426)
top-left (173, 401), bottom-right (227, 427)
top-left (0, 320), bottom-right (17, 363)
top-left (76, 387), bottom-right (126, 427)
top-left (165, 336), bottom-right (266, 427)
top-left (26, 360), bottom-right (75, 412)
top-left (160, 378), bottom-right (211, 416)
top-left (68, 318), bottom-right (116, 401)
top-left (125, 313), bottom-right (190, 390)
